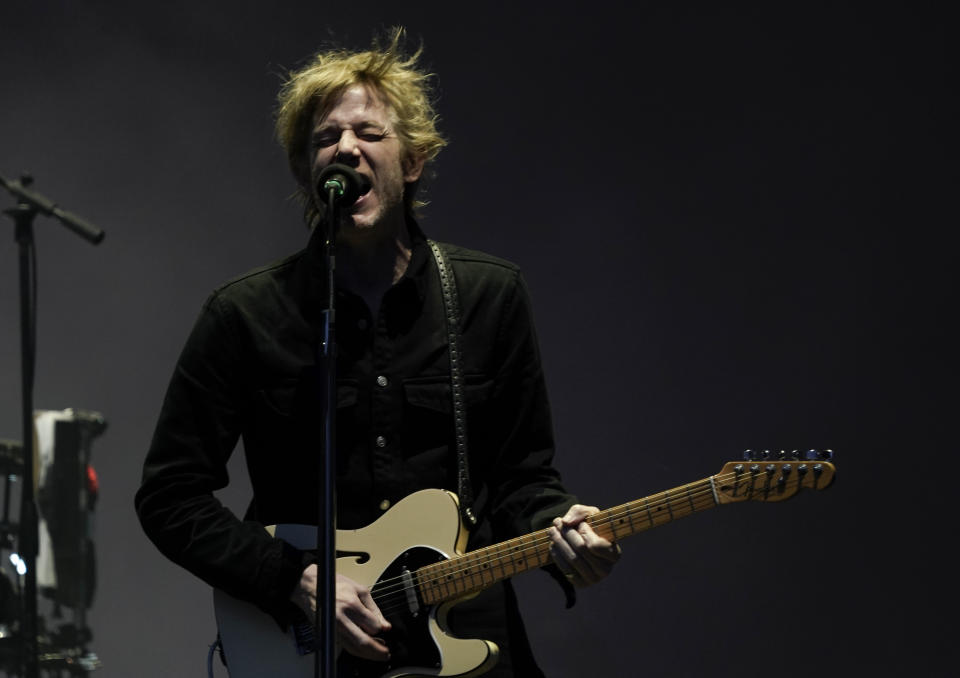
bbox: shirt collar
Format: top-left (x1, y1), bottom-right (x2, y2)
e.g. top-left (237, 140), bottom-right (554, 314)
top-left (401, 217), bottom-right (432, 304)
top-left (301, 215), bottom-right (433, 305)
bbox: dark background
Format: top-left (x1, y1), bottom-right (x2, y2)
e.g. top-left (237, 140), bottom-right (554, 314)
top-left (0, 2), bottom-right (950, 676)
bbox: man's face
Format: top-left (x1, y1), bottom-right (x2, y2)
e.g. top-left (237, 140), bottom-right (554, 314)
top-left (308, 84), bottom-right (423, 241)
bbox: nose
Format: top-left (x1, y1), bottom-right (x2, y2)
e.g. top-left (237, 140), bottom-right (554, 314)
top-left (335, 130), bottom-right (361, 160)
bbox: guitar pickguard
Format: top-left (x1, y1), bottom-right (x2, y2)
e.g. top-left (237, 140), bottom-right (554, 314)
top-left (340, 546), bottom-right (446, 678)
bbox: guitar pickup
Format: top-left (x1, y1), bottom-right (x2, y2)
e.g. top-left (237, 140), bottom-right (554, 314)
top-left (401, 567), bottom-right (420, 617)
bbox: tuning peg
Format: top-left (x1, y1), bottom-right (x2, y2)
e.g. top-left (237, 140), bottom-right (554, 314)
top-left (803, 449), bottom-right (835, 461)
top-left (762, 450), bottom-right (771, 460)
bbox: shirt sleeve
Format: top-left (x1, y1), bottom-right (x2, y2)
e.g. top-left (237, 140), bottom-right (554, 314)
top-left (134, 291), bottom-right (306, 625)
top-left (482, 268), bottom-right (580, 605)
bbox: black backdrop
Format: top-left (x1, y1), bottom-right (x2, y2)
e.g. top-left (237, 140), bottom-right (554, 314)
top-left (0, 2), bottom-right (949, 676)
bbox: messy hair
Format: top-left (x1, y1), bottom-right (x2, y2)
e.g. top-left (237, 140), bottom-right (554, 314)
top-left (275, 27), bottom-right (447, 225)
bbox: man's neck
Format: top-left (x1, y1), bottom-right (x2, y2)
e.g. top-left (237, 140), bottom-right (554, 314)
top-left (335, 216), bottom-right (413, 314)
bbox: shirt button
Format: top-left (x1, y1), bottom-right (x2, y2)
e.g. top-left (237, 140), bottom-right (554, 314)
top-left (376, 375), bottom-right (388, 387)
top-left (375, 435), bottom-right (387, 448)
top-left (379, 499), bottom-right (391, 511)
top-left (357, 318), bottom-right (368, 330)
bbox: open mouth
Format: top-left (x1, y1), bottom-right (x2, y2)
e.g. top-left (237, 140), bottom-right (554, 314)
top-left (349, 191), bottom-right (368, 211)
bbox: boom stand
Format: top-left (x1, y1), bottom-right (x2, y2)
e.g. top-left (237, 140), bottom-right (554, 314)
top-left (1, 174), bottom-right (104, 678)
top-left (8, 201), bottom-right (40, 678)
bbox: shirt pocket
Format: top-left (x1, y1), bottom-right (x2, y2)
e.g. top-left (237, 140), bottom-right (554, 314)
top-left (246, 379), bottom-right (359, 506)
top-left (257, 378), bottom-right (358, 419)
top-left (252, 377), bottom-right (358, 462)
top-left (401, 375), bottom-right (494, 454)
top-left (256, 379), bottom-right (300, 418)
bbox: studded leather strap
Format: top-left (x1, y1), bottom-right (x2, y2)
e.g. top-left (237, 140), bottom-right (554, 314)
top-left (428, 240), bottom-right (477, 528)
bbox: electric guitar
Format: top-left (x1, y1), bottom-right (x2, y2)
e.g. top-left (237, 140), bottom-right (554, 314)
top-left (213, 451), bottom-right (835, 677)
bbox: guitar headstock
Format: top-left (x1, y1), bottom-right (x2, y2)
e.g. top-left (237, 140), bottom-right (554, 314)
top-left (714, 450), bottom-right (835, 504)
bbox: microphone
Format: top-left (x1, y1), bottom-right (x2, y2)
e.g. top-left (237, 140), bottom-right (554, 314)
top-left (316, 164), bottom-right (371, 204)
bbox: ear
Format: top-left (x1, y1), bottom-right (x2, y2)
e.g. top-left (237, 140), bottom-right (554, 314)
top-left (402, 152), bottom-right (426, 183)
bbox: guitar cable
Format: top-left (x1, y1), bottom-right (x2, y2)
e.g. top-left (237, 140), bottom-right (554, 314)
top-left (207, 634), bottom-right (224, 677)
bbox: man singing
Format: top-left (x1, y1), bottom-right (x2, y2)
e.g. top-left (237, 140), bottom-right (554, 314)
top-left (136, 28), bottom-right (620, 677)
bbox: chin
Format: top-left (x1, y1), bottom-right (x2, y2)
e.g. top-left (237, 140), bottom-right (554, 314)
top-left (344, 215), bottom-right (379, 234)
top-left (337, 216), bottom-right (383, 244)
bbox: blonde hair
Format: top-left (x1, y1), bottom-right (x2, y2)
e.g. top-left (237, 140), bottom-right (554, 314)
top-left (275, 27), bottom-right (447, 223)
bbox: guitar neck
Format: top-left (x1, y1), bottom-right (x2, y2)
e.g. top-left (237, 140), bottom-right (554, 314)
top-left (416, 476), bottom-right (719, 605)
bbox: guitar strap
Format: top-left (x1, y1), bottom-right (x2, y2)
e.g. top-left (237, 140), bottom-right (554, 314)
top-left (428, 239), bottom-right (478, 528)
top-left (428, 240), bottom-right (577, 608)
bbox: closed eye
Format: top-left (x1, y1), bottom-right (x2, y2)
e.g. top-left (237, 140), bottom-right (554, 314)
top-left (311, 133), bottom-right (339, 148)
top-left (358, 131), bottom-right (389, 142)
top-left (311, 128), bottom-right (390, 149)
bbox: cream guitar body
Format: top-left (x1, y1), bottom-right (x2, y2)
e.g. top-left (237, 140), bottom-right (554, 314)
top-left (214, 452), bottom-right (835, 678)
top-left (214, 489), bottom-right (497, 678)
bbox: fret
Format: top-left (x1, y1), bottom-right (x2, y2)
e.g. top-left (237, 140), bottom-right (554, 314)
top-left (605, 508), bottom-right (629, 541)
top-left (439, 561), bottom-right (455, 598)
top-left (686, 484), bottom-right (697, 514)
top-left (644, 497), bottom-right (655, 527)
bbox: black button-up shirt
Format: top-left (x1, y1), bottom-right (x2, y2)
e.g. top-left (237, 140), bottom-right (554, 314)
top-left (135, 220), bottom-right (576, 673)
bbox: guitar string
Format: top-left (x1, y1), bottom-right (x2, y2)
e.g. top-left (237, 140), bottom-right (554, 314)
top-left (366, 466), bottom-right (815, 614)
top-left (365, 466), bottom-right (821, 614)
top-left (368, 478), bottom-right (720, 615)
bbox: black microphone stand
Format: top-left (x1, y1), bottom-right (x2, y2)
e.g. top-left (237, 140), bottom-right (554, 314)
top-left (316, 182), bottom-right (340, 678)
top-left (1, 173), bottom-right (104, 678)
top-left (312, 164), bottom-right (369, 678)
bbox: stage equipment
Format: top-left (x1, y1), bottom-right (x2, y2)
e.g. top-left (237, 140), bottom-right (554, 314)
top-left (0, 411), bottom-right (106, 676)
top-left (2, 173), bottom-right (105, 678)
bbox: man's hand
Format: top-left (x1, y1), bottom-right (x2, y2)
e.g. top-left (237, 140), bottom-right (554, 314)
top-left (548, 504), bottom-right (621, 587)
top-left (290, 566), bottom-right (392, 662)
